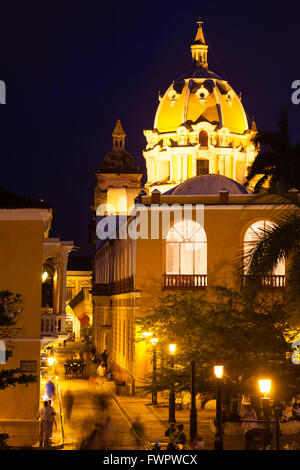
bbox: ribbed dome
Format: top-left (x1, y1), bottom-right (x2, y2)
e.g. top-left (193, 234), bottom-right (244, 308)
top-left (154, 23), bottom-right (249, 135)
top-left (154, 76), bottom-right (249, 135)
top-left (99, 149), bottom-right (139, 174)
top-left (171, 174), bottom-right (250, 195)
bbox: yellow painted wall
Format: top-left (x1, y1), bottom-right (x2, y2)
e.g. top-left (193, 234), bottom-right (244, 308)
top-left (0, 218), bottom-right (45, 446)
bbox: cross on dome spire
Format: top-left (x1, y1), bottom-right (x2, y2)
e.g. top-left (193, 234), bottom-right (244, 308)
top-left (191, 19), bottom-right (208, 68)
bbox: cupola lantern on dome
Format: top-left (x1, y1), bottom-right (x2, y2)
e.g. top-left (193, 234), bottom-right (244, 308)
top-left (190, 19), bottom-right (208, 68)
top-left (143, 19), bottom-right (258, 194)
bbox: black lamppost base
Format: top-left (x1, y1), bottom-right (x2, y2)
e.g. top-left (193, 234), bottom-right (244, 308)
top-left (214, 434), bottom-right (223, 450)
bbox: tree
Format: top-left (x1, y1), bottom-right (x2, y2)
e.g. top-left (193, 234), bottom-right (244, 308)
top-left (0, 291), bottom-right (37, 389)
top-left (245, 109), bottom-right (300, 193)
top-left (138, 288), bottom-right (300, 401)
top-left (239, 202), bottom-right (300, 314)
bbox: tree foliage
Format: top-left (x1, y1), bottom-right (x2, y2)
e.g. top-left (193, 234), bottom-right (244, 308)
top-left (0, 291), bottom-right (37, 389)
top-left (138, 287), bottom-right (300, 401)
top-left (245, 109), bottom-right (300, 193)
top-left (237, 201), bottom-right (300, 315)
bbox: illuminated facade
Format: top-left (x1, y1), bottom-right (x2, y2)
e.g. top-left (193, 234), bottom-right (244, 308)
top-left (91, 21), bottom-right (291, 393)
top-left (93, 184), bottom-right (295, 389)
top-left (66, 264), bottom-right (93, 339)
top-left (0, 187), bottom-right (74, 446)
top-left (143, 21), bottom-right (258, 193)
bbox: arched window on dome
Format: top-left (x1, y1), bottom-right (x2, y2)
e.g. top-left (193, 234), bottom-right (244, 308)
top-left (165, 219), bottom-right (207, 289)
top-left (243, 220), bottom-right (285, 287)
top-left (199, 130), bottom-right (208, 147)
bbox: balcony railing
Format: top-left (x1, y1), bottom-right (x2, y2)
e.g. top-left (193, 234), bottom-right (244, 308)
top-left (93, 275), bottom-right (135, 296)
top-left (242, 275), bottom-right (285, 288)
top-left (163, 274), bottom-right (207, 290)
top-left (41, 307), bottom-right (53, 315)
top-left (41, 312), bottom-right (66, 336)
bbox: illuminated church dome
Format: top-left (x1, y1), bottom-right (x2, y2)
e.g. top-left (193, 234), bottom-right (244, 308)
top-left (143, 21), bottom-right (258, 194)
top-left (170, 174), bottom-right (249, 195)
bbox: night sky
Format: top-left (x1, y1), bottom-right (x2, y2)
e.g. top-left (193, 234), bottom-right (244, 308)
top-left (0, 1), bottom-right (299, 256)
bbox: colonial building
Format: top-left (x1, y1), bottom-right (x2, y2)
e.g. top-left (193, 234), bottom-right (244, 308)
top-left (94, 119), bottom-right (143, 218)
top-left (66, 256), bottom-right (93, 339)
top-left (92, 22), bottom-right (291, 392)
top-left (41, 238), bottom-right (74, 347)
top-left (0, 187), bottom-right (73, 446)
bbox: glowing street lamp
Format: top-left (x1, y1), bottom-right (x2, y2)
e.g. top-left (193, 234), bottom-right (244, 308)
top-left (47, 356), bottom-right (56, 367)
top-left (42, 271), bottom-right (48, 282)
top-left (47, 356), bottom-right (56, 374)
top-left (214, 365), bottom-right (224, 379)
top-left (258, 378), bottom-right (272, 421)
top-left (258, 379), bottom-right (271, 398)
top-left (214, 365), bottom-right (224, 450)
top-left (169, 343), bottom-right (176, 423)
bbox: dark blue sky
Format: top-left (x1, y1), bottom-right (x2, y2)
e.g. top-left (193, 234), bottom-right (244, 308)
top-left (0, 1), bottom-right (299, 255)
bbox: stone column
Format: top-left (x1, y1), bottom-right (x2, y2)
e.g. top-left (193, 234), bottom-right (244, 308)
top-left (58, 251), bottom-right (68, 315)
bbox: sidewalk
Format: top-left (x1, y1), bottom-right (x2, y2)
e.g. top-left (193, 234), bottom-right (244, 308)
top-left (38, 342), bottom-right (300, 451)
top-left (108, 386), bottom-right (244, 450)
top-left (37, 374), bottom-right (64, 449)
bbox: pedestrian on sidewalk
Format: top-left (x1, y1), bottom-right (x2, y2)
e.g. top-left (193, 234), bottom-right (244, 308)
top-left (38, 400), bottom-right (56, 448)
top-left (97, 362), bottom-right (107, 380)
top-left (62, 390), bottom-right (74, 423)
top-left (45, 377), bottom-right (56, 403)
top-left (173, 424), bottom-right (186, 449)
top-left (79, 416), bottom-right (113, 450)
top-left (100, 350), bottom-right (109, 367)
top-left (131, 416), bottom-right (144, 449)
top-left (241, 404), bottom-right (258, 435)
top-left (190, 434), bottom-right (205, 450)
top-left (165, 422), bottom-right (177, 450)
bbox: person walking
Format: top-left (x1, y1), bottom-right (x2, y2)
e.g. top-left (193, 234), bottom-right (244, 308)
top-left (190, 435), bottom-right (205, 450)
top-left (173, 424), bottom-right (186, 449)
top-left (38, 400), bottom-right (56, 448)
top-left (62, 390), bottom-right (74, 423)
top-left (100, 350), bottom-right (109, 367)
top-left (165, 422), bottom-right (177, 450)
top-left (241, 404), bottom-right (258, 435)
top-left (45, 377), bottom-right (56, 403)
top-left (291, 402), bottom-right (300, 420)
top-left (130, 416), bottom-right (144, 450)
top-left (97, 362), bottom-right (107, 380)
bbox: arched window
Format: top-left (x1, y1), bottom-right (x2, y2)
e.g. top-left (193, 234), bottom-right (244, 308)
top-left (244, 220), bottom-right (285, 286)
top-left (165, 220), bottom-right (207, 288)
top-left (199, 130), bottom-right (208, 147)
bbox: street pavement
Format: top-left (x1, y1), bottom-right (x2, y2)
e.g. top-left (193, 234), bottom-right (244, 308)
top-left (38, 341), bottom-right (300, 451)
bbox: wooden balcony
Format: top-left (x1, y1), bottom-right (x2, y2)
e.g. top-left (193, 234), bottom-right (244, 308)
top-left (242, 275), bottom-right (285, 289)
top-left (163, 274), bottom-right (207, 290)
top-left (92, 275), bottom-right (135, 296)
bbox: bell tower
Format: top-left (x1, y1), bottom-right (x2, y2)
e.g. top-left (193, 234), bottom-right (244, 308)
top-left (94, 120), bottom-right (143, 216)
top-left (112, 119), bottom-right (126, 150)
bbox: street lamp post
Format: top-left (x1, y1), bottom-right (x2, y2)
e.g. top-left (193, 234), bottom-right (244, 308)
top-left (258, 379), bottom-right (279, 449)
top-left (150, 337), bottom-right (158, 405)
top-left (190, 360), bottom-right (197, 442)
top-left (274, 403), bottom-right (281, 451)
top-left (258, 379), bottom-right (271, 420)
top-left (214, 365), bottom-right (224, 450)
top-left (169, 343), bottom-right (176, 423)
